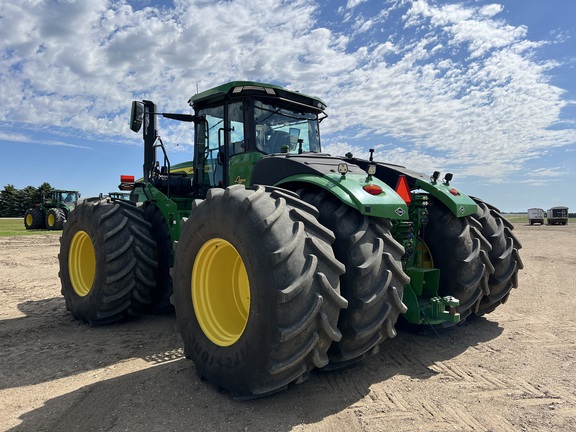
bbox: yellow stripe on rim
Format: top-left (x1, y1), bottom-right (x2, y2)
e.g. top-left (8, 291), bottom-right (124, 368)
top-left (416, 237), bottom-right (434, 268)
top-left (192, 238), bottom-right (250, 346)
top-left (69, 230), bottom-right (96, 297)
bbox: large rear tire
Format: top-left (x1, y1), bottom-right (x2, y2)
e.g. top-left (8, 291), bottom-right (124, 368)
top-left (59, 198), bottom-right (156, 325)
top-left (46, 208), bottom-right (66, 230)
top-left (297, 188), bottom-right (408, 369)
top-left (471, 198), bottom-right (524, 315)
top-left (173, 185), bottom-right (347, 398)
top-left (24, 208), bottom-right (45, 229)
top-left (422, 196), bottom-right (493, 324)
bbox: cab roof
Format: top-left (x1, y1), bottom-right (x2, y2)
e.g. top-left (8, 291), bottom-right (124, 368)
top-left (187, 81), bottom-right (327, 113)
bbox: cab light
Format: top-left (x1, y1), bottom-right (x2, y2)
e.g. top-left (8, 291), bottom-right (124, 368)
top-left (363, 184), bottom-right (383, 195)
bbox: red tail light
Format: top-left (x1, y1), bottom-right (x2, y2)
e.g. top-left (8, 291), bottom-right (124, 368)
top-left (363, 184), bottom-right (383, 195)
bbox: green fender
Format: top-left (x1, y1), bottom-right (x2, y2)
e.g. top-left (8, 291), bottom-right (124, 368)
top-left (132, 183), bottom-right (182, 242)
top-left (275, 173), bottom-right (409, 220)
top-left (346, 159), bottom-right (478, 217)
top-left (413, 178), bottom-right (477, 217)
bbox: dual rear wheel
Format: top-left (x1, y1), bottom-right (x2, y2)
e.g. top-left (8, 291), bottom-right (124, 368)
top-left (24, 208), bottom-right (44, 230)
top-left (59, 198), bottom-right (156, 325)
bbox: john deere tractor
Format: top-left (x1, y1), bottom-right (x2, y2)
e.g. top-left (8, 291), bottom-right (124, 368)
top-left (59, 81), bottom-right (523, 398)
top-left (25, 189), bottom-right (80, 230)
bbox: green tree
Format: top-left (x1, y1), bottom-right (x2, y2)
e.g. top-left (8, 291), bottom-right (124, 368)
top-left (0, 184), bottom-right (17, 217)
top-left (0, 183), bottom-right (55, 217)
top-left (18, 186), bottom-right (38, 216)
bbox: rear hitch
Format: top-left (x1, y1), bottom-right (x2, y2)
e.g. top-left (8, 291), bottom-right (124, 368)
top-left (427, 296), bottom-right (460, 324)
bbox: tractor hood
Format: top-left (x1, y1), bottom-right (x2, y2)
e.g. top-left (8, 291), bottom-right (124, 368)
top-left (251, 153), bottom-right (368, 183)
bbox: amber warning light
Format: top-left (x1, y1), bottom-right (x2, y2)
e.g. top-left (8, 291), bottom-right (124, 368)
top-left (119, 175), bottom-right (135, 191)
top-left (363, 184), bottom-right (383, 195)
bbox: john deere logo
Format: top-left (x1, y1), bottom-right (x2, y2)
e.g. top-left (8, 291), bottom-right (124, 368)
top-left (395, 207), bottom-right (405, 217)
top-left (235, 176), bottom-right (247, 184)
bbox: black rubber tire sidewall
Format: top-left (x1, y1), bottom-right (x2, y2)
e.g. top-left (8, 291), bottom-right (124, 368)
top-left (298, 187), bottom-right (408, 367)
top-left (472, 198), bottom-right (524, 315)
top-left (173, 185), bottom-right (345, 398)
top-left (422, 196), bottom-right (490, 323)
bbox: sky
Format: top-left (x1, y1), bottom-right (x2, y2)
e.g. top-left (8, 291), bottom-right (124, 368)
top-left (1, 0), bottom-right (574, 212)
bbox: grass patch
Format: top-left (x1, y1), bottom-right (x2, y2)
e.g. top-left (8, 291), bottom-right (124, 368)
top-left (502, 215), bottom-right (528, 223)
top-left (0, 218), bottom-right (61, 237)
top-left (502, 215), bottom-right (574, 224)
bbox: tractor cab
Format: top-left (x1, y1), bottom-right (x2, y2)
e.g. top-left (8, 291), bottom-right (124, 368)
top-left (187, 82), bottom-right (326, 197)
top-left (129, 82), bottom-right (326, 200)
top-left (50, 190), bottom-right (80, 209)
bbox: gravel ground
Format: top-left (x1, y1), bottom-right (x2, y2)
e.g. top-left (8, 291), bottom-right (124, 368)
top-left (0, 222), bottom-right (575, 431)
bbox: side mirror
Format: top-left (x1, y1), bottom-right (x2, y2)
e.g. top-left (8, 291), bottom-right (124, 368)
top-left (130, 101), bottom-right (144, 132)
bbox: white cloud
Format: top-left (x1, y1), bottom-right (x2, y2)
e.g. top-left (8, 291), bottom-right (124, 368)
top-left (0, 130), bottom-right (92, 149)
top-left (479, 4), bottom-right (504, 17)
top-left (346, 0), bottom-right (368, 10)
top-left (0, 0), bottom-right (574, 186)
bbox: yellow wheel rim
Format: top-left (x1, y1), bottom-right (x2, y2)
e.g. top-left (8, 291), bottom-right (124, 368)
top-left (47, 213), bottom-right (55, 227)
top-left (192, 238), bottom-right (250, 347)
top-left (417, 238), bottom-right (434, 268)
top-left (26, 214), bottom-right (33, 226)
top-left (69, 230), bottom-right (96, 297)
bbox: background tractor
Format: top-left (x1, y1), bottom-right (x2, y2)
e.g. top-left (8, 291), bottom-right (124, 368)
top-left (59, 81), bottom-right (523, 398)
top-left (98, 192), bottom-right (131, 200)
top-left (25, 189), bottom-right (80, 230)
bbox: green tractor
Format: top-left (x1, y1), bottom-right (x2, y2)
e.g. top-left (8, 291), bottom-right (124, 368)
top-left (25, 189), bottom-right (80, 230)
top-left (59, 81), bottom-right (523, 398)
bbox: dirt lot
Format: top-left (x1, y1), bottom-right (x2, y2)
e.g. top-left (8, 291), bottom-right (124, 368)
top-left (1, 222), bottom-right (575, 432)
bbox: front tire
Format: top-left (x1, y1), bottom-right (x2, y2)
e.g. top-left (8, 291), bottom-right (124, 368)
top-left (59, 198), bottom-right (156, 325)
top-left (46, 208), bottom-right (66, 230)
top-left (471, 198), bottom-right (523, 315)
top-left (298, 188), bottom-right (408, 369)
top-left (173, 185), bottom-right (347, 398)
top-left (422, 196), bottom-right (493, 323)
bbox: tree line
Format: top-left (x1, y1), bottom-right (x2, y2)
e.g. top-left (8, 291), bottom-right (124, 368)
top-left (0, 183), bottom-right (54, 217)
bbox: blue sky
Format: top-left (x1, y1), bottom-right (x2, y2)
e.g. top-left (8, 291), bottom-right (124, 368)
top-left (1, 0), bottom-right (574, 212)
